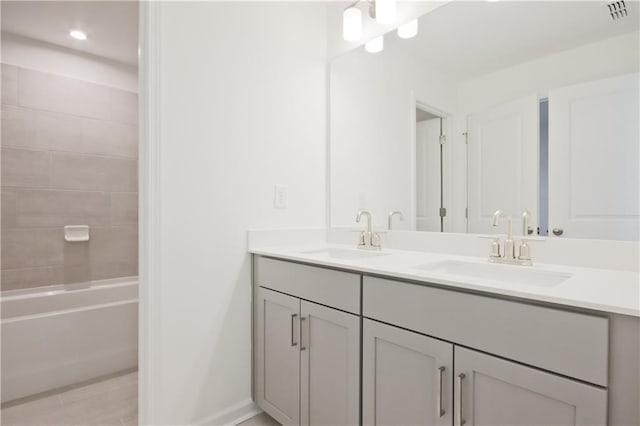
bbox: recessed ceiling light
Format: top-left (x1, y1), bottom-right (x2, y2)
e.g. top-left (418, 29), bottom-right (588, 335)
top-left (69, 30), bottom-right (87, 41)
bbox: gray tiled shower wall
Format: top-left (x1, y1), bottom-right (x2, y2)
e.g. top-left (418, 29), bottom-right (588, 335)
top-left (1, 64), bottom-right (138, 291)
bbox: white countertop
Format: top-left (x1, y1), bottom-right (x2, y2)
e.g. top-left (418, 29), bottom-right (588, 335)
top-left (250, 244), bottom-right (640, 317)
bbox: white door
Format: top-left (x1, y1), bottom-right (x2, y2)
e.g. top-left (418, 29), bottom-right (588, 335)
top-left (548, 73), bottom-right (639, 240)
top-left (300, 301), bottom-right (360, 426)
top-left (362, 319), bottom-right (453, 426)
top-left (416, 118), bottom-right (442, 232)
top-left (467, 95), bottom-right (539, 234)
top-left (256, 287), bottom-right (300, 426)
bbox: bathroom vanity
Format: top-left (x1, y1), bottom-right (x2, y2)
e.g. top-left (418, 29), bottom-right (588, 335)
top-left (250, 241), bottom-right (639, 426)
top-left (251, 1), bottom-right (640, 424)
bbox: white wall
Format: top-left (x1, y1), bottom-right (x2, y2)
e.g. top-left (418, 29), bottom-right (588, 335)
top-left (143, 2), bottom-right (327, 424)
top-left (457, 31), bottom-right (640, 113)
top-left (330, 45), bottom-right (457, 229)
top-left (1, 32), bottom-right (137, 92)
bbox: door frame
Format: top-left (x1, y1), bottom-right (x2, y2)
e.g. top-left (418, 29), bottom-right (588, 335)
top-left (138, 2), bottom-right (161, 425)
top-left (410, 92), bottom-right (454, 232)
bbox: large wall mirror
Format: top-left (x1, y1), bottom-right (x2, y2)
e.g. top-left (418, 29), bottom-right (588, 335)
top-left (330, 1), bottom-right (639, 241)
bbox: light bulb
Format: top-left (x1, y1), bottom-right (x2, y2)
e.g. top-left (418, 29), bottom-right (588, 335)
top-left (397, 19), bottom-right (418, 39)
top-left (69, 30), bottom-right (87, 40)
top-left (376, 0), bottom-right (397, 25)
top-left (365, 35), bottom-right (384, 53)
top-left (343, 7), bottom-right (363, 42)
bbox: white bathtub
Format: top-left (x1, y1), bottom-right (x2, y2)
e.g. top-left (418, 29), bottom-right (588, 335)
top-left (1, 277), bottom-right (138, 403)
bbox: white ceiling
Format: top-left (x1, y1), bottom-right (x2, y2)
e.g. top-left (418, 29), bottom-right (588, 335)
top-left (1, 1), bottom-right (139, 66)
top-left (387, 1), bottom-right (640, 81)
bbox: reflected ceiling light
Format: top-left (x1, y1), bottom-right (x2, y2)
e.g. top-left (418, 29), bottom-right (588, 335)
top-left (397, 19), bottom-right (418, 39)
top-left (343, 6), bottom-right (363, 41)
top-left (376, 0), bottom-right (397, 25)
top-left (365, 35), bottom-right (384, 53)
top-left (69, 30), bottom-right (87, 40)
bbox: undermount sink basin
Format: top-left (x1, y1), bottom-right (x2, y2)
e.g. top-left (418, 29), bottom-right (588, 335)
top-left (300, 248), bottom-right (389, 260)
top-left (414, 260), bottom-right (572, 287)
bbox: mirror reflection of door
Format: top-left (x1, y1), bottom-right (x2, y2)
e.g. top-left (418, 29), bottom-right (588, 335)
top-left (416, 108), bottom-right (444, 232)
top-left (466, 95), bottom-right (539, 235)
top-left (329, 1), bottom-right (639, 240)
top-left (549, 73), bottom-right (639, 241)
top-left (466, 73), bottom-right (639, 240)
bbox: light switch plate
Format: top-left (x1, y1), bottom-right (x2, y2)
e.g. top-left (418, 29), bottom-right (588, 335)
top-left (274, 185), bottom-right (287, 209)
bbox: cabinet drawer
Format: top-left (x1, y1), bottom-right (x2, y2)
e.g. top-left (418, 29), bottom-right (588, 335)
top-left (256, 257), bottom-right (360, 315)
top-left (363, 276), bottom-right (609, 386)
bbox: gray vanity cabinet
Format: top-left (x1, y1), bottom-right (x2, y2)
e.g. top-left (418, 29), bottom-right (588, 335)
top-left (254, 257), bottom-right (633, 426)
top-left (300, 300), bottom-right (360, 426)
top-left (256, 287), bottom-right (301, 426)
top-left (363, 319), bottom-right (453, 426)
top-left (256, 285), bottom-right (360, 426)
top-left (454, 346), bottom-right (608, 426)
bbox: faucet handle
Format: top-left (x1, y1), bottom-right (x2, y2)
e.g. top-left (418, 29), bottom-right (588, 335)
top-left (518, 240), bottom-right (532, 261)
top-left (489, 238), bottom-right (501, 258)
top-left (521, 211), bottom-right (534, 236)
top-left (371, 232), bottom-right (382, 249)
top-left (357, 231), bottom-right (366, 247)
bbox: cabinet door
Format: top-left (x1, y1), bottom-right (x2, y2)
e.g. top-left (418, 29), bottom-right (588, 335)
top-left (454, 346), bottom-right (607, 426)
top-left (256, 287), bottom-right (300, 426)
top-left (300, 301), bottom-right (360, 426)
top-left (363, 319), bottom-right (453, 426)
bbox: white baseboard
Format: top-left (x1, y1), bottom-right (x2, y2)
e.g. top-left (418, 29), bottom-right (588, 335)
top-left (193, 398), bottom-right (260, 426)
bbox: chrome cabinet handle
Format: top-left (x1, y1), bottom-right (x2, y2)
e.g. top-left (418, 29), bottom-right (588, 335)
top-left (552, 228), bottom-right (564, 236)
top-left (457, 373), bottom-right (466, 426)
top-left (300, 317), bottom-right (307, 351)
top-left (437, 366), bottom-right (446, 417)
top-left (290, 314), bottom-right (298, 346)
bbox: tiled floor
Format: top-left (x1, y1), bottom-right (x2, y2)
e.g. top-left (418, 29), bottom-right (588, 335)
top-left (1, 372), bottom-right (279, 426)
top-left (237, 412), bottom-right (280, 426)
top-left (1, 371), bottom-right (137, 426)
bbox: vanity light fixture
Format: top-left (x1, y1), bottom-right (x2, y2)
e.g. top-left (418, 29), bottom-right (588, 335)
top-left (342, 0), bottom-right (397, 41)
top-left (365, 35), bottom-right (384, 53)
top-left (69, 30), bottom-right (87, 40)
top-left (397, 19), bottom-right (418, 39)
top-left (343, 6), bottom-right (363, 41)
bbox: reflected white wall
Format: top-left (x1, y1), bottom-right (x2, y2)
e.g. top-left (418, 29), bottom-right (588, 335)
top-left (330, 46), bottom-right (457, 229)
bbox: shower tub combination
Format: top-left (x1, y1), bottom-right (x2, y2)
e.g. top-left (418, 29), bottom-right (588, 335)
top-left (1, 277), bottom-right (138, 403)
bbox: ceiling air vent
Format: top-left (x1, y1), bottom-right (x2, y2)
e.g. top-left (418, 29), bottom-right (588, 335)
top-left (606, 1), bottom-right (628, 20)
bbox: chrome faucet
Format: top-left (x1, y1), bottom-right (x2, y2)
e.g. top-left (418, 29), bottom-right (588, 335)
top-left (356, 210), bottom-right (381, 250)
top-left (519, 211), bottom-right (533, 261)
top-left (388, 211), bottom-right (404, 230)
top-left (488, 209), bottom-right (533, 266)
top-left (492, 209), bottom-right (514, 258)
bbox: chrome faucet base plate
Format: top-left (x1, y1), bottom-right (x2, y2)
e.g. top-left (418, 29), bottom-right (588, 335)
top-left (489, 257), bottom-right (533, 267)
top-left (358, 244), bottom-right (382, 251)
